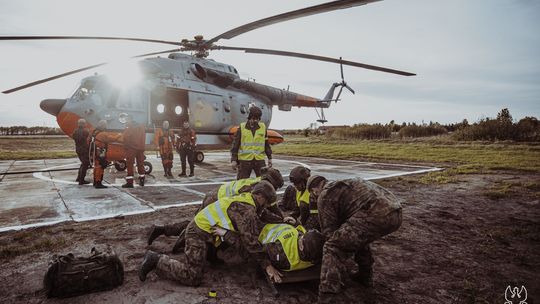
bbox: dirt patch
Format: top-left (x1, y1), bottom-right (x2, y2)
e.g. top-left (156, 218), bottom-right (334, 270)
top-left (0, 172), bottom-right (539, 303)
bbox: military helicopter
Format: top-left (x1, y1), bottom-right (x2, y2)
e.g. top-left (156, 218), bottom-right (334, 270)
top-left (0, 0), bottom-right (414, 165)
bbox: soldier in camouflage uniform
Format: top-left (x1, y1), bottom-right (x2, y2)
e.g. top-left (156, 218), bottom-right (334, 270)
top-left (139, 181), bottom-right (282, 286)
top-left (146, 167), bottom-right (285, 252)
top-left (306, 175), bottom-right (402, 302)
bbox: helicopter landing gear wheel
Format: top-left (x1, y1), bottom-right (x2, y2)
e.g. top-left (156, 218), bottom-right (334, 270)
top-left (195, 151), bottom-right (204, 163)
top-left (143, 161), bottom-right (153, 175)
top-left (114, 160), bottom-right (127, 171)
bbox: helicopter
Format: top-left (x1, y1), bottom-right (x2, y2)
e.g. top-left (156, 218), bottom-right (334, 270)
top-left (0, 0), bottom-right (415, 166)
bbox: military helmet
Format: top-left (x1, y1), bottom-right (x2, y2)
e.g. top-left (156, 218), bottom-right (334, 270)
top-left (247, 106), bottom-right (263, 119)
top-left (289, 166), bottom-right (311, 184)
top-left (261, 167), bottom-right (284, 190)
top-left (306, 175), bottom-right (327, 192)
top-left (301, 229), bottom-right (325, 263)
top-left (251, 180), bottom-right (276, 205)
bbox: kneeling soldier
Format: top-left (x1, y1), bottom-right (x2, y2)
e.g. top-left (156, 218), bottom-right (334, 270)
top-left (307, 175), bottom-right (403, 303)
top-left (139, 181), bottom-right (280, 286)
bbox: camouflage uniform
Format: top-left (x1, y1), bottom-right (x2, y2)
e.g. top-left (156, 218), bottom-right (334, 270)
top-left (317, 178), bottom-right (402, 294)
top-left (278, 185), bottom-right (316, 227)
top-left (154, 200), bottom-right (270, 286)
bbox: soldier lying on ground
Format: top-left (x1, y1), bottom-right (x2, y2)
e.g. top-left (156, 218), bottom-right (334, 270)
top-left (306, 175), bottom-right (403, 304)
top-left (139, 181), bottom-right (282, 286)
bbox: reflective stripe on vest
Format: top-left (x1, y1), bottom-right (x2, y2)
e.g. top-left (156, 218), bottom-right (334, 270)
top-left (238, 122), bottom-right (266, 161)
top-left (296, 189), bottom-right (310, 206)
top-left (309, 209), bottom-right (319, 214)
top-left (258, 224), bottom-right (313, 271)
top-left (194, 193), bottom-right (256, 246)
top-left (218, 177), bottom-right (261, 199)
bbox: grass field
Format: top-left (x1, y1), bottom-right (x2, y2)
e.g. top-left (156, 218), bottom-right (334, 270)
top-left (1, 135), bottom-right (539, 174)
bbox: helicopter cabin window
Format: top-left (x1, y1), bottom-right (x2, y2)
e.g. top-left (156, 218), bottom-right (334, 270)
top-left (175, 106), bottom-right (183, 115)
top-left (240, 104), bottom-right (247, 114)
top-left (157, 104), bottom-right (165, 114)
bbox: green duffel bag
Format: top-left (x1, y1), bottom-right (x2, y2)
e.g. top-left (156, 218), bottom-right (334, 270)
top-left (43, 246), bottom-right (124, 298)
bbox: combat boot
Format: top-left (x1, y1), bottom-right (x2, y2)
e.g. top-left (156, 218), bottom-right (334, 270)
top-left (167, 167), bottom-right (174, 177)
top-left (79, 180), bottom-right (91, 185)
top-left (138, 250), bottom-right (161, 282)
top-left (121, 179), bottom-right (134, 188)
top-left (94, 182), bottom-right (107, 189)
top-left (189, 171), bottom-right (194, 177)
top-left (139, 176), bottom-right (145, 186)
top-left (147, 225), bottom-right (165, 245)
top-left (178, 171), bottom-right (186, 177)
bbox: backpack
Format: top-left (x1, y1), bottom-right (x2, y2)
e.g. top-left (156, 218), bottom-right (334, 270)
top-left (43, 246), bottom-right (124, 298)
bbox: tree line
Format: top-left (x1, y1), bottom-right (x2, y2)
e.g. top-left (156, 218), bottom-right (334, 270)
top-left (0, 126), bottom-right (65, 135)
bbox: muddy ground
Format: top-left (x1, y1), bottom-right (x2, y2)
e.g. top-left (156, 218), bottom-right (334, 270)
top-left (0, 171), bottom-right (539, 304)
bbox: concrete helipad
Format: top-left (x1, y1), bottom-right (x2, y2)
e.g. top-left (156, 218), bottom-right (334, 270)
top-left (0, 153), bottom-right (440, 232)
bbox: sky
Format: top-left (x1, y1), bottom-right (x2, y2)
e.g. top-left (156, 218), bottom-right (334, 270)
top-left (0, 0), bottom-right (539, 129)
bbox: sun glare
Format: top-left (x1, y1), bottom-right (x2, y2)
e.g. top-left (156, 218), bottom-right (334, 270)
top-left (102, 60), bottom-right (143, 90)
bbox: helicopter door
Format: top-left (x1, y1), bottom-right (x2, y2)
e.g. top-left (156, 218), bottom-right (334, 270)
top-left (150, 88), bottom-right (189, 129)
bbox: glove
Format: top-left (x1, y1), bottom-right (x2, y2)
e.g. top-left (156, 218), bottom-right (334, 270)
top-left (231, 161), bottom-right (238, 171)
top-left (267, 159), bottom-right (273, 168)
top-left (210, 226), bottom-right (228, 237)
top-left (283, 216), bottom-right (296, 226)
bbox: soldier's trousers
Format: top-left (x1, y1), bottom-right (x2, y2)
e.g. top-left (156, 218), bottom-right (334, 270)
top-left (319, 208), bottom-right (402, 294)
top-left (237, 159), bottom-right (266, 179)
top-left (155, 223), bottom-right (209, 286)
top-left (160, 149), bottom-right (173, 171)
top-left (179, 148), bottom-right (194, 174)
top-left (76, 150), bottom-right (90, 182)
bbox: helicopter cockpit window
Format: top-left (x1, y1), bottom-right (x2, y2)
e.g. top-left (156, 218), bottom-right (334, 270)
top-left (175, 106), bottom-right (183, 115)
top-left (240, 104), bottom-right (247, 114)
top-left (72, 80), bottom-right (97, 100)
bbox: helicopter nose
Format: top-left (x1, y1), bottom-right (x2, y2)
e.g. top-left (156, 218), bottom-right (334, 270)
top-left (40, 99), bottom-right (66, 116)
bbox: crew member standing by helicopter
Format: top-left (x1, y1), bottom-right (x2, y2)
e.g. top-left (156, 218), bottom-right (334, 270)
top-left (122, 115), bottom-right (146, 188)
top-left (176, 121), bottom-right (196, 177)
top-left (72, 118), bottom-right (90, 185)
top-left (90, 120), bottom-right (123, 189)
top-left (154, 120), bottom-right (175, 178)
top-left (231, 106), bottom-right (272, 179)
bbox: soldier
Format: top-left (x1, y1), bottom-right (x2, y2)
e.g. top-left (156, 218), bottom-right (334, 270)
top-left (147, 168), bottom-right (285, 253)
top-left (230, 106), bottom-right (272, 179)
top-left (122, 115), bottom-right (146, 188)
top-left (306, 175), bottom-right (403, 303)
top-left (175, 121), bottom-right (196, 177)
top-left (280, 166), bottom-right (319, 229)
top-left (138, 181), bottom-right (281, 286)
top-left (258, 224), bottom-right (325, 278)
top-left (154, 120), bottom-right (175, 177)
top-left (72, 118), bottom-right (90, 185)
top-left (89, 120), bottom-right (122, 189)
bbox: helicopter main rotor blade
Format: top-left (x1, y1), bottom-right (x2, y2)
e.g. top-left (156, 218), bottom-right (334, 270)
top-left (2, 48), bottom-right (182, 94)
top-left (204, 0), bottom-right (381, 46)
top-left (214, 46), bottom-right (416, 76)
top-left (0, 36), bottom-right (182, 46)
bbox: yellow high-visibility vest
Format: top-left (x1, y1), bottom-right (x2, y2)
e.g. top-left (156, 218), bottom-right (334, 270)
top-left (217, 177), bottom-right (261, 199)
top-left (238, 122), bottom-right (266, 161)
top-left (194, 192), bottom-right (256, 246)
top-left (296, 189), bottom-right (310, 206)
top-left (258, 224), bottom-right (313, 271)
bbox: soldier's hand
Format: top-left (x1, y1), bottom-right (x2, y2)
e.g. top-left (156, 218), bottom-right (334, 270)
top-left (210, 226), bottom-right (228, 237)
top-left (283, 216), bottom-right (296, 226)
top-left (231, 161), bottom-right (238, 171)
top-left (266, 265), bottom-right (282, 283)
top-left (267, 159), bottom-right (273, 168)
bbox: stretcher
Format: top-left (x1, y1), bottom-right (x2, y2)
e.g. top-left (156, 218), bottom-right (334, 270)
top-left (262, 264), bottom-right (321, 297)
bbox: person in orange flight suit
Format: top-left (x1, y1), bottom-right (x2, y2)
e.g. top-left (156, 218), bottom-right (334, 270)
top-left (90, 120), bottom-right (123, 189)
top-left (154, 120), bottom-right (175, 178)
top-left (122, 115), bottom-right (147, 188)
